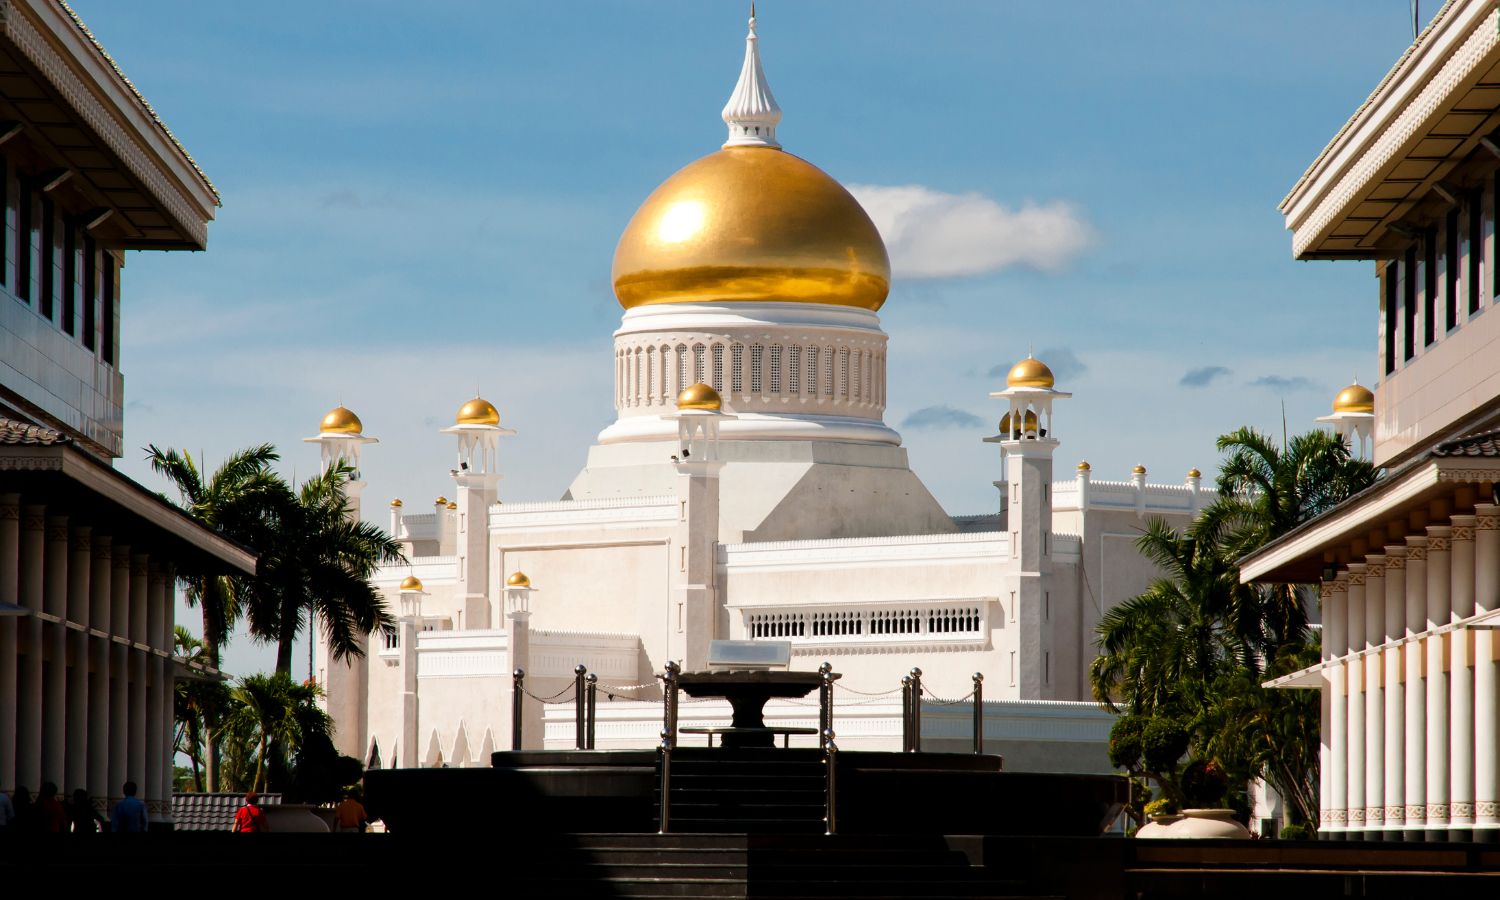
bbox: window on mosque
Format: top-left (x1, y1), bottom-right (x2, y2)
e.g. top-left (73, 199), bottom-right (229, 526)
top-left (1423, 229), bottom-right (1436, 346)
top-left (711, 344), bottom-right (724, 392)
top-left (100, 254), bottom-right (115, 365)
top-left (1468, 193), bottom-right (1482, 316)
top-left (39, 194), bottom-right (53, 320)
top-left (730, 343), bottom-right (744, 394)
top-left (61, 218), bottom-right (75, 337)
top-left (749, 342), bottom-right (763, 394)
top-left (1384, 260), bottom-right (1397, 376)
top-left (17, 184), bottom-right (32, 302)
top-left (788, 344), bottom-right (801, 394)
top-left (806, 346), bottom-right (818, 395)
top-left (768, 344), bottom-right (782, 394)
top-left (1445, 208), bottom-right (1459, 332)
top-left (676, 344), bottom-right (688, 394)
top-left (692, 343), bottom-right (706, 384)
top-left (1403, 246), bottom-right (1417, 362)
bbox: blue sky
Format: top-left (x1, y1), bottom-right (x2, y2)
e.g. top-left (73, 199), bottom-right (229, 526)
top-left (68, 1), bottom-right (1432, 676)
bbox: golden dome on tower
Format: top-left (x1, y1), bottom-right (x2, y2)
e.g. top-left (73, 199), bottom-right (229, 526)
top-left (506, 571), bottom-right (531, 588)
top-left (1188, 468), bottom-right (1202, 479)
top-left (320, 405), bottom-right (363, 435)
top-left (1006, 356), bottom-right (1055, 389)
top-left (399, 575), bottom-right (424, 592)
top-left (1332, 383), bottom-right (1374, 414)
top-left (677, 383), bottom-right (723, 411)
top-left (1077, 460), bottom-right (1091, 471)
top-left (611, 148), bottom-right (890, 311)
top-left (1132, 464), bottom-right (1147, 475)
top-left (999, 411), bottom-right (1039, 434)
top-left (456, 396), bottom-right (501, 426)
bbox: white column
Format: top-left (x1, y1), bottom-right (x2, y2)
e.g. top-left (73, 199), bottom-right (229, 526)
top-left (127, 554), bottom-right (149, 794)
top-left (1318, 583), bottom-right (1334, 832)
top-left (1451, 515), bottom-right (1476, 832)
top-left (0, 494), bottom-right (19, 793)
top-left (107, 545), bottom-right (130, 806)
top-left (87, 535), bottom-right (111, 805)
top-left (1346, 563), bottom-right (1367, 833)
top-left (1363, 556), bottom-right (1385, 831)
top-left (17, 505), bottom-right (44, 792)
top-left (1426, 525), bottom-right (1452, 831)
top-left (42, 515), bottom-right (68, 788)
top-left (1383, 547), bottom-right (1406, 833)
top-left (145, 654), bottom-right (165, 826)
top-left (1472, 503), bottom-right (1500, 832)
top-left (66, 526), bottom-right (91, 795)
top-left (1330, 660), bottom-right (1349, 833)
top-left (1404, 535), bottom-right (1428, 831)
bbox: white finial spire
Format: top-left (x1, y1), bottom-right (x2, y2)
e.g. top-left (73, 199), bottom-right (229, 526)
top-left (721, 9), bottom-right (782, 148)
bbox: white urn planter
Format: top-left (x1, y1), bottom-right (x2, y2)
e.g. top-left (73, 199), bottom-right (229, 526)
top-left (1136, 808), bottom-right (1250, 839)
top-left (260, 803), bottom-right (331, 833)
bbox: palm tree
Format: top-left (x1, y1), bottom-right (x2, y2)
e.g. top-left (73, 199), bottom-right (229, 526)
top-left (148, 443), bottom-right (282, 791)
top-left (1090, 518), bottom-right (1261, 715)
top-left (1196, 427), bottom-right (1378, 656)
top-left (172, 626), bottom-right (229, 792)
top-left (224, 673), bottom-right (334, 793)
top-left (248, 461), bottom-right (403, 677)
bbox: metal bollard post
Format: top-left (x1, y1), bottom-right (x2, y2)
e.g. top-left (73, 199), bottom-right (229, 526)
top-left (901, 675), bottom-right (913, 753)
top-left (909, 667), bottom-right (923, 753)
top-left (823, 728), bottom-right (838, 835)
top-left (586, 673), bottom-right (598, 750)
top-left (512, 668), bottom-right (525, 751)
top-left (574, 664), bottom-right (588, 750)
top-left (972, 672), bottom-right (984, 755)
top-left (658, 661), bottom-right (680, 834)
top-left (818, 661), bottom-right (833, 739)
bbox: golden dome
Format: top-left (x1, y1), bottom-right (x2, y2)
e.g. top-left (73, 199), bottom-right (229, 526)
top-left (1077, 460), bottom-right (1091, 471)
top-left (399, 575), bottom-right (423, 592)
top-left (1332, 383), bottom-right (1374, 414)
top-left (434, 496), bottom-right (448, 506)
top-left (1006, 356), bottom-right (1055, 389)
top-left (320, 405), bottom-right (363, 435)
top-left (1188, 468), bottom-right (1202, 479)
top-left (446, 502), bottom-right (457, 510)
top-left (390, 498), bottom-right (403, 508)
top-left (999, 411), bottom-right (1040, 434)
top-left (612, 147), bottom-right (890, 311)
top-left (1132, 464), bottom-right (1147, 475)
top-left (456, 396), bottom-right (500, 426)
top-left (506, 571), bottom-right (531, 588)
top-left (677, 383), bottom-right (723, 411)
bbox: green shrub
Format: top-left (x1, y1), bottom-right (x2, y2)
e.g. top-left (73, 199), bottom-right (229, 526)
top-left (1141, 717), bottom-right (1189, 773)
top-left (1279, 823), bottom-right (1312, 841)
top-left (1108, 715), bottom-right (1146, 771)
top-left (1144, 798), bottom-right (1178, 818)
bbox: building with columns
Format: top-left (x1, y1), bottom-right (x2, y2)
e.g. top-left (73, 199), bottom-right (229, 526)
top-left (0, 1), bottom-right (253, 827)
top-left (1246, 0), bottom-right (1500, 841)
top-left (310, 14), bottom-right (1216, 775)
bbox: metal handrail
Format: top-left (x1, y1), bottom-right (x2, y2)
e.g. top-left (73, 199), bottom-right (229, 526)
top-left (823, 727), bottom-right (838, 835)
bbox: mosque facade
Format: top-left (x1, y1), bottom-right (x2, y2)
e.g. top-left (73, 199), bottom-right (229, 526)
top-left (311, 15), bottom-right (1215, 774)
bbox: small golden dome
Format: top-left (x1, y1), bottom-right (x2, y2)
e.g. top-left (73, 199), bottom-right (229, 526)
top-left (1077, 460), bottom-right (1091, 471)
top-left (435, 496), bottom-right (448, 506)
top-left (1332, 383), bottom-right (1374, 414)
top-left (999, 411), bottom-right (1040, 434)
top-left (320, 405), bottom-right (363, 435)
top-left (446, 501), bottom-right (457, 510)
top-left (1188, 468), bottom-right (1202, 479)
top-left (1006, 356), bottom-right (1055, 389)
top-left (456, 396), bottom-right (501, 426)
top-left (399, 575), bottom-right (423, 592)
top-left (506, 571), bottom-right (531, 588)
top-left (390, 498), bottom-right (403, 508)
top-left (612, 148), bottom-right (890, 311)
top-left (677, 383), bottom-right (723, 411)
top-left (1132, 464), bottom-right (1147, 475)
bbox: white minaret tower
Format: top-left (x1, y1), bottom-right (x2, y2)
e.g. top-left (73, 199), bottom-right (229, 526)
top-left (661, 383), bottom-right (735, 670)
top-left (721, 7), bottom-right (781, 148)
top-left (396, 574), bottom-right (425, 767)
top-left (1318, 381), bottom-right (1375, 460)
top-left (988, 354), bottom-right (1071, 700)
top-left (303, 404), bottom-right (379, 760)
top-left (441, 396), bottom-right (515, 630)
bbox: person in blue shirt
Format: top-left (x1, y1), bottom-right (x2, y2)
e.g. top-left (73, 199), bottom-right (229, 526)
top-left (110, 781), bottom-right (147, 833)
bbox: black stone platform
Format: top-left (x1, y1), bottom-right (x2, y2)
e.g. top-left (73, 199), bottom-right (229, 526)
top-left (362, 748), bottom-right (1127, 837)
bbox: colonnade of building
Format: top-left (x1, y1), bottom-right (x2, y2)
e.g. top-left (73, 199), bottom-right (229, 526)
top-left (1320, 501), bottom-right (1500, 839)
top-left (0, 493), bottom-right (178, 822)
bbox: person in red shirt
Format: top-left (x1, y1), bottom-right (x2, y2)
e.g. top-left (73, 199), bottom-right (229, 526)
top-left (232, 791), bottom-right (269, 833)
top-left (36, 783), bottom-right (66, 834)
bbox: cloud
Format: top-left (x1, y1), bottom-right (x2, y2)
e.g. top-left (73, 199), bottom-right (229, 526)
top-left (900, 405), bottom-right (986, 431)
top-left (1250, 375), bottom-right (1316, 391)
top-left (987, 346), bottom-right (1086, 383)
top-left (848, 184), bottom-right (1092, 278)
top-left (1180, 366), bottom-right (1231, 388)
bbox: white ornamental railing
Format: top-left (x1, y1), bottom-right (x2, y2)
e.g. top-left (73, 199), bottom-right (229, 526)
top-left (741, 600), bottom-right (990, 646)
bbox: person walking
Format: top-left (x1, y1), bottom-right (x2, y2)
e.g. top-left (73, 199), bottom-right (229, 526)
top-left (109, 781), bottom-right (148, 833)
top-left (333, 789), bottom-right (367, 833)
top-left (68, 788), bottom-right (104, 834)
top-left (232, 791), bottom-right (269, 833)
top-left (35, 783), bottom-right (66, 833)
top-left (0, 789), bottom-right (13, 831)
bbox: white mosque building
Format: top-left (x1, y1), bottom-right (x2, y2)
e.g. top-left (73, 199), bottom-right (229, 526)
top-left (307, 15), bottom-right (1216, 774)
